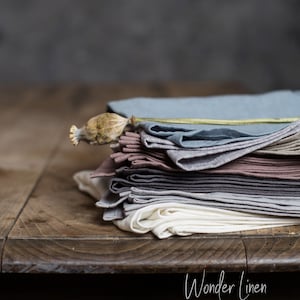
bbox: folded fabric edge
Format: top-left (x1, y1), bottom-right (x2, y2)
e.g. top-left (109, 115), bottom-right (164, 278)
top-left (73, 170), bottom-right (300, 239)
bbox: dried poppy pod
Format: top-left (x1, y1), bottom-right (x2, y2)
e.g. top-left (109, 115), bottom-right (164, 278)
top-left (69, 113), bottom-right (130, 146)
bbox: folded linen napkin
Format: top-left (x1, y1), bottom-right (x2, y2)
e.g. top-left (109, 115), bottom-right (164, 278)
top-left (73, 171), bottom-right (300, 239)
top-left (92, 163), bottom-right (300, 219)
top-left (141, 130), bottom-right (300, 156)
top-left (108, 90), bottom-right (300, 148)
top-left (115, 203), bottom-right (300, 239)
top-left (94, 153), bottom-right (300, 181)
top-left (256, 131), bottom-right (300, 155)
top-left (94, 121), bottom-right (300, 171)
top-left (114, 188), bottom-right (300, 217)
top-left (109, 167), bottom-right (300, 197)
top-left (166, 120), bottom-right (300, 170)
top-left (92, 131), bottom-right (300, 180)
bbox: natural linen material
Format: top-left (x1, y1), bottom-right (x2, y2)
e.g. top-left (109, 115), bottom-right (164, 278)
top-left (91, 122), bottom-right (300, 174)
top-left (141, 130), bottom-right (300, 156)
top-left (165, 120), bottom-right (300, 170)
top-left (92, 130), bottom-right (300, 179)
top-left (96, 186), bottom-right (300, 219)
top-left (73, 171), bottom-right (300, 239)
top-left (114, 203), bottom-right (300, 239)
top-left (107, 90), bottom-right (300, 148)
top-left (109, 167), bottom-right (300, 197)
top-left (73, 91), bottom-right (300, 238)
top-left (73, 171), bottom-right (109, 200)
top-left (108, 188), bottom-right (300, 217)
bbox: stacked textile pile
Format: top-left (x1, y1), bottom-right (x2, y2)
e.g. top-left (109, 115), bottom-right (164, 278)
top-left (73, 90), bottom-right (300, 238)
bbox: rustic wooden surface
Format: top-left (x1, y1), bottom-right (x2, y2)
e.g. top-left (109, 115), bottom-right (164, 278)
top-left (1, 82), bottom-right (300, 274)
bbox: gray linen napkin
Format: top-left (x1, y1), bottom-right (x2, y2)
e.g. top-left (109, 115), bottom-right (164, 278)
top-left (167, 121), bottom-right (300, 170)
top-left (109, 167), bottom-right (300, 197)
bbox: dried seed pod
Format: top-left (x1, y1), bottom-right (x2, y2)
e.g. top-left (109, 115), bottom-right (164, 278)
top-left (69, 113), bottom-right (129, 146)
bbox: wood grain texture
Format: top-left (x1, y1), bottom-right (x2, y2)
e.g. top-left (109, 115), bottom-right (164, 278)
top-left (243, 236), bottom-right (300, 272)
top-left (3, 237), bottom-right (246, 273)
top-left (0, 87), bottom-right (74, 238)
top-left (0, 86), bottom-right (94, 270)
top-left (6, 82), bottom-right (299, 274)
top-left (6, 137), bottom-right (129, 239)
top-left (0, 83), bottom-right (165, 237)
top-left (6, 83), bottom-right (167, 240)
top-left (0, 83), bottom-right (168, 271)
top-left (240, 224), bottom-right (300, 237)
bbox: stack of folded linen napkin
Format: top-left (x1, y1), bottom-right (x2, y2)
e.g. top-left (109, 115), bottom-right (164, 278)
top-left (74, 90), bottom-right (300, 238)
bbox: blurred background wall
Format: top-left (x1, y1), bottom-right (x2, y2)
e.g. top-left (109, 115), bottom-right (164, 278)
top-left (0, 0), bottom-right (299, 92)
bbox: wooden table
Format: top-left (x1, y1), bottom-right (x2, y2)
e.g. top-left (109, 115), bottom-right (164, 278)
top-left (1, 82), bottom-right (300, 275)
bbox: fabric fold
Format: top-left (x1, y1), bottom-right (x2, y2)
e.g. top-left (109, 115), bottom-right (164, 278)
top-left (73, 171), bottom-right (300, 239)
top-left (108, 91), bottom-right (300, 148)
top-left (74, 91), bottom-right (300, 238)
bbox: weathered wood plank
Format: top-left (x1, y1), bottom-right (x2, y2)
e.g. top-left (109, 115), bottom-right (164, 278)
top-left (0, 86), bottom-right (89, 271)
top-left (7, 82), bottom-right (299, 274)
top-left (2, 82), bottom-right (250, 273)
top-left (240, 225), bottom-right (300, 237)
top-left (0, 83), bottom-right (166, 272)
top-left (6, 137), bottom-right (129, 239)
top-left (0, 83), bottom-right (167, 270)
top-left (5, 83), bottom-right (166, 240)
top-left (0, 91), bottom-right (33, 248)
top-left (3, 237), bottom-right (246, 273)
top-left (0, 87), bottom-right (74, 237)
top-left (243, 236), bottom-right (300, 272)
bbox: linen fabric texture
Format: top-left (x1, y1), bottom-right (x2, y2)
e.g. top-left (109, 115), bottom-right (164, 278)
top-left (75, 91), bottom-right (300, 238)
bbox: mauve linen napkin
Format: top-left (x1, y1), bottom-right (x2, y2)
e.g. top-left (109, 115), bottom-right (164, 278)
top-left (94, 153), bottom-right (300, 181)
top-left (92, 131), bottom-right (300, 180)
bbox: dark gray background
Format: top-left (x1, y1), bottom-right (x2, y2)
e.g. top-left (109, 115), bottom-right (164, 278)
top-left (0, 0), bottom-right (299, 91)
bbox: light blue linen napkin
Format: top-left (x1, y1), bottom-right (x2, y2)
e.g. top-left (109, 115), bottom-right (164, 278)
top-left (108, 90), bottom-right (300, 148)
